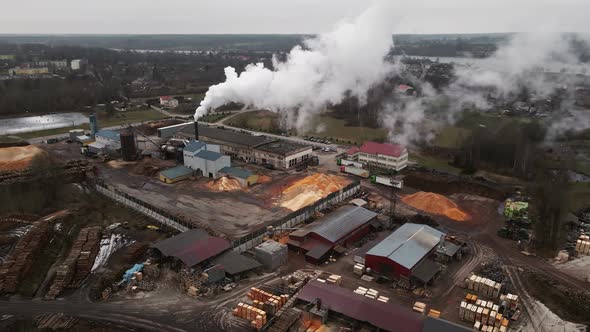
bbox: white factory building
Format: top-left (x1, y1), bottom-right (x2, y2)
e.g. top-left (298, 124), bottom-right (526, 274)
top-left (183, 140), bottom-right (230, 179)
top-left (89, 129), bottom-right (121, 153)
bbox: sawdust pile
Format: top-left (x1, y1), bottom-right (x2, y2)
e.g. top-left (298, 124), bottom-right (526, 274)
top-left (0, 145), bottom-right (49, 171)
top-left (258, 175), bottom-right (272, 183)
top-left (402, 191), bottom-right (469, 221)
top-left (280, 173), bottom-right (350, 211)
top-left (206, 176), bottom-right (243, 192)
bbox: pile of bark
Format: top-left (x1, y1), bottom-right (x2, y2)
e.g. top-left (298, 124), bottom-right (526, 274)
top-left (45, 226), bottom-right (101, 299)
top-left (0, 219), bottom-right (51, 293)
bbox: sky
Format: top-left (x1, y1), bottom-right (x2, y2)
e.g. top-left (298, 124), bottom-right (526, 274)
top-left (1, 0), bottom-right (589, 35)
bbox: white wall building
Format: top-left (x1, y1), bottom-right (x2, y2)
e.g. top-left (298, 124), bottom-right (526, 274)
top-left (71, 59), bottom-right (87, 70)
top-left (183, 140), bottom-right (230, 179)
top-left (159, 96), bottom-right (179, 108)
top-left (94, 129), bottom-right (121, 151)
top-left (346, 141), bottom-right (408, 172)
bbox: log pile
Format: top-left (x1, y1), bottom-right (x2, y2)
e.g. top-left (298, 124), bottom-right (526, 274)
top-left (0, 219), bottom-right (51, 293)
top-left (36, 313), bottom-right (78, 329)
top-left (45, 226), bottom-right (101, 299)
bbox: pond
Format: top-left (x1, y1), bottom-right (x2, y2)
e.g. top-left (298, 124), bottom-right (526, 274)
top-left (0, 113), bottom-right (89, 135)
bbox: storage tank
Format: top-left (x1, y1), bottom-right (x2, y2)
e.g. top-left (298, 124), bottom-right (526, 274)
top-left (89, 113), bottom-right (99, 135)
top-left (120, 129), bottom-right (137, 161)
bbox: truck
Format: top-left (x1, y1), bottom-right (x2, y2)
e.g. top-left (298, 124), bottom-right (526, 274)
top-left (340, 165), bottom-right (369, 178)
top-left (370, 175), bottom-right (403, 189)
top-left (337, 159), bottom-right (365, 168)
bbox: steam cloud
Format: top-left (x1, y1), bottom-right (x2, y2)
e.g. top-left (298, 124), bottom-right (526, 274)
top-left (382, 32), bottom-right (590, 145)
top-left (195, 0), bottom-right (396, 130)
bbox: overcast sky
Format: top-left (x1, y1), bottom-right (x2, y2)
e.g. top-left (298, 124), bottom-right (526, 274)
top-left (1, 0), bottom-right (589, 34)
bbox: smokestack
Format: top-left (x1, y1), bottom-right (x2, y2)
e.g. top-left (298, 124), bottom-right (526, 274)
top-left (194, 121), bottom-right (199, 141)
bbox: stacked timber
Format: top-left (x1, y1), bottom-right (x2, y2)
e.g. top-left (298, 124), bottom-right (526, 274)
top-left (465, 274), bottom-right (501, 298)
top-left (248, 287), bottom-right (289, 316)
top-left (353, 263), bottom-right (365, 275)
top-left (575, 235), bottom-right (590, 255)
top-left (233, 302), bottom-right (267, 330)
top-left (461, 293), bottom-right (509, 330)
top-left (0, 219), bottom-right (51, 293)
top-left (326, 274), bottom-right (342, 285)
top-left (45, 226), bottom-right (101, 299)
top-left (36, 313), bottom-right (78, 329)
top-left (413, 302), bottom-right (426, 314)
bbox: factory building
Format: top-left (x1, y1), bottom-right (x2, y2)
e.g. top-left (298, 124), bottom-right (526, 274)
top-left (182, 140), bottom-right (230, 179)
top-left (288, 205), bottom-right (378, 264)
top-left (365, 223), bottom-right (444, 284)
top-left (71, 59), bottom-right (87, 71)
top-left (9, 67), bottom-right (49, 76)
top-left (89, 129), bottom-right (121, 153)
top-left (219, 167), bottom-right (258, 187)
top-left (297, 280), bottom-right (470, 332)
top-left (158, 123), bottom-right (313, 170)
top-left (346, 141), bottom-right (409, 171)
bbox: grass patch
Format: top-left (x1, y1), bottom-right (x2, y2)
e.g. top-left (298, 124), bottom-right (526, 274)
top-left (565, 182), bottom-right (590, 212)
top-left (305, 114), bottom-right (388, 144)
top-left (411, 153), bottom-right (463, 175)
top-left (198, 112), bottom-right (231, 123)
top-left (0, 135), bottom-right (25, 143)
top-left (434, 126), bottom-right (471, 149)
top-left (226, 110), bottom-right (282, 134)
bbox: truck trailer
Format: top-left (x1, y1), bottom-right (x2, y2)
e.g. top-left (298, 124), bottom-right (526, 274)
top-left (340, 165), bottom-right (369, 178)
top-left (337, 159), bottom-right (365, 168)
top-left (370, 175), bottom-right (403, 189)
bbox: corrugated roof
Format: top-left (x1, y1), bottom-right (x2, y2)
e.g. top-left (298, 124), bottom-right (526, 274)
top-left (254, 140), bottom-right (311, 156)
top-left (346, 141), bottom-right (405, 157)
top-left (152, 229), bottom-right (230, 267)
top-left (96, 130), bottom-right (120, 141)
top-left (211, 250), bottom-right (261, 275)
top-left (297, 280), bottom-right (424, 332)
top-left (184, 140), bottom-right (206, 153)
top-left (366, 223), bottom-right (444, 270)
top-left (179, 124), bottom-right (271, 147)
top-left (219, 166), bottom-right (253, 179)
top-left (160, 165), bottom-right (193, 179)
top-left (305, 241), bottom-right (332, 260)
top-left (196, 150), bottom-right (223, 161)
top-left (411, 259), bottom-right (441, 284)
top-left (307, 205), bottom-right (377, 244)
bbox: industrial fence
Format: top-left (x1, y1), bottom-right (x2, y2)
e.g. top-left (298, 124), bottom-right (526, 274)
top-left (95, 179), bottom-right (190, 232)
top-left (231, 180), bottom-right (361, 253)
top-left (95, 178), bottom-right (360, 252)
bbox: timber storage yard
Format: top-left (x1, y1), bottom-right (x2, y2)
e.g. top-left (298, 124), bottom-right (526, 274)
top-left (0, 117), bottom-right (589, 332)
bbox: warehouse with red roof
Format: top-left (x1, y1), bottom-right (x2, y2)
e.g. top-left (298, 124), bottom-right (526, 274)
top-left (346, 141), bottom-right (408, 171)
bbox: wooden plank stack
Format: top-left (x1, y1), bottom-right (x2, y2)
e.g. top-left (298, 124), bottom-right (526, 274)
top-left (465, 274), bottom-right (502, 298)
top-left (45, 226), bottom-right (101, 299)
top-left (247, 287), bottom-right (289, 316)
top-left (233, 302), bottom-right (267, 330)
top-left (576, 235), bottom-right (590, 255)
top-left (413, 301), bottom-right (426, 314)
top-left (0, 219), bottom-right (51, 293)
top-left (461, 293), bottom-right (509, 331)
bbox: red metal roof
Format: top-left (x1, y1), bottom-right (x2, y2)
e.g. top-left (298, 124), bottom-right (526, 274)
top-left (346, 141), bottom-right (405, 157)
top-left (297, 280), bottom-right (424, 332)
top-left (152, 229), bottom-right (231, 267)
top-left (160, 96), bottom-right (173, 100)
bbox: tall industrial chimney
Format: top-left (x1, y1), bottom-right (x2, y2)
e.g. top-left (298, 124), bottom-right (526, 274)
top-left (194, 121), bottom-right (199, 141)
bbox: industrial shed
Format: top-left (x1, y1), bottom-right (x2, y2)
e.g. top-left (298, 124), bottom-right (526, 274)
top-left (211, 250), bottom-right (262, 277)
top-left (365, 223), bottom-right (444, 280)
top-left (297, 280), bottom-right (469, 332)
top-left (152, 229), bottom-right (231, 267)
top-left (159, 165), bottom-right (193, 184)
top-left (288, 205), bottom-right (378, 263)
top-left (219, 167), bottom-right (258, 187)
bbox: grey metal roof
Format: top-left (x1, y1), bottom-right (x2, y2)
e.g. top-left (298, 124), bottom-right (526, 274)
top-left (96, 129), bottom-right (120, 141)
top-left (152, 229), bottom-right (231, 267)
top-left (219, 166), bottom-right (253, 179)
top-left (366, 223), bottom-right (445, 270)
top-left (196, 150), bottom-right (223, 161)
top-left (179, 123), bottom-right (271, 147)
top-left (411, 259), bottom-right (441, 284)
top-left (308, 205), bottom-right (378, 244)
top-left (160, 165), bottom-right (193, 179)
top-left (253, 140), bottom-right (311, 156)
top-left (184, 140), bottom-right (206, 153)
top-left (211, 250), bottom-right (261, 275)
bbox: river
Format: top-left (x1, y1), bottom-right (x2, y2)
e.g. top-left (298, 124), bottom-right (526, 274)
top-left (0, 113), bottom-right (89, 135)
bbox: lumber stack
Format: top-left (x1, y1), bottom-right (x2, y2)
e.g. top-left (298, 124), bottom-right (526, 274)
top-left (0, 219), bottom-right (51, 293)
top-left (248, 287), bottom-right (289, 316)
top-left (575, 235), bottom-right (590, 255)
top-left (45, 226), bottom-right (101, 299)
top-left (233, 302), bottom-right (268, 330)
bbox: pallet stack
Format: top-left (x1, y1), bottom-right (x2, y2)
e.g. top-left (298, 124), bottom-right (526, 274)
top-left (233, 302), bottom-right (267, 330)
top-left (465, 274), bottom-right (502, 298)
top-left (413, 301), bottom-right (426, 314)
top-left (326, 274), bottom-right (342, 286)
top-left (0, 220), bottom-right (51, 293)
top-left (248, 287), bottom-right (289, 316)
top-left (461, 293), bottom-right (509, 331)
top-left (576, 235), bottom-right (590, 255)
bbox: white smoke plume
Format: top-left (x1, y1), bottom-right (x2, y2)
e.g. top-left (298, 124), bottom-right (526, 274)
top-left (195, 0), bottom-right (396, 130)
top-left (383, 32), bottom-right (590, 146)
